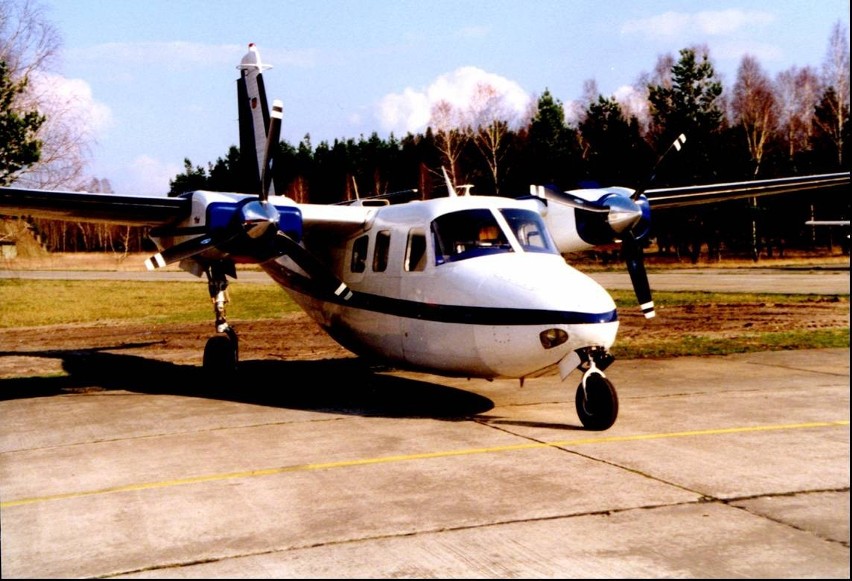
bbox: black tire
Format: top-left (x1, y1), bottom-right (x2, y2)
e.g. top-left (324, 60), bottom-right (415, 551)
top-left (575, 373), bottom-right (618, 431)
top-left (203, 334), bottom-right (238, 377)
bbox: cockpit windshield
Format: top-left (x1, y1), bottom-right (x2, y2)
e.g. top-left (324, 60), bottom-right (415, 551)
top-left (432, 208), bottom-right (556, 264)
top-left (499, 208), bottom-right (557, 254)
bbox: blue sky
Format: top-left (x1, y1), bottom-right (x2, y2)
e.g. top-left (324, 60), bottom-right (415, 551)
top-left (38, 0), bottom-right (851, 195)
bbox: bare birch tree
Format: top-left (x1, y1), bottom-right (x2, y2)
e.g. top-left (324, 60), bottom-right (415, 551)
top-left (731, 55), bottom-right (777, 176)
top-left (429, 99), bottom-right (468, 188)
top-left (468, 82), bottom-right (516, 194)
top-left (816, 20), bottom-right (850, 166)
top-left (0, 0), bottom-right (59, 79)
top-left (775, 65), bottom-right (821, 163)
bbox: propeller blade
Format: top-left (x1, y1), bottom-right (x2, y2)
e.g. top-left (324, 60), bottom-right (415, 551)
top-left (536, 185), bottom-right (609, 213)
top-left (260, 99), bottom-right (283, 201)
top-left (621, 235), bottom-right (655, 319)
top-left (637, 133), bottom-right (686, 199)
top-left (144, 233), bottom-right (223, 270)
top-left (275, 231), bottom-right (354, 301)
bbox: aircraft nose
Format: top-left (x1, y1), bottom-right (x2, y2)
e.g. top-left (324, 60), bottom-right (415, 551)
top-left (487, 254), bottom-right (617, 317)
top-left (468, 254), bottom-right (618, 378)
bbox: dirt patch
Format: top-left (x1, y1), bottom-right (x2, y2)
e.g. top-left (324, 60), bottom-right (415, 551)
top-left (1, 252), bottom-right (848, 379)
top-left (1, 298), bottom-right (848, 380)
top-left (616, 297), bottom-right (849, 341)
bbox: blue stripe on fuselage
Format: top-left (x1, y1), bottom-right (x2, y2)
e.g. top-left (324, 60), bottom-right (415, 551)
top-left (265, 266), bottom-right (618, 326)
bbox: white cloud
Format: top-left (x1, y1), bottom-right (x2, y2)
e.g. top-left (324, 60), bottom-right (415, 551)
top-left (376, 88), bottom-right (431, 134)
top-left (376, 67), bottom-right (532, 135)
top-left (621, 9), bottom-right (775, 40)
top-left (127, 155), bottom-right (181, 196)
top-left (30, 72), bottom-right (114, 138)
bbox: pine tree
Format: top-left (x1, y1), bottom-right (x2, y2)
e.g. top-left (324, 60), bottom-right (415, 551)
top-left (0, 60), bottom-right (45, 185)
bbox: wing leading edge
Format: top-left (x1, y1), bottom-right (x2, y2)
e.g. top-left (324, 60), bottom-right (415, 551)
top-left (645, 172), bottom-right (850, 209)
top-left (0, 187), bottom-right (191, 227)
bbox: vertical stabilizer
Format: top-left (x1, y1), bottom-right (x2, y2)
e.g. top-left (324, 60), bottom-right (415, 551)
top-left (237, 43), bottom-right (274, 194)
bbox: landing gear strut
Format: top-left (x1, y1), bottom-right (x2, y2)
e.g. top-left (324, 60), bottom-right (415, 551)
top-left (203, 262), bottom-right (239, 376)
top-left (575, 348), bottom-right (618, 431)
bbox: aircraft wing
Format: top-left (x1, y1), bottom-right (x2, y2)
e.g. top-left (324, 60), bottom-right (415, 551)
top-left (297, 202), bottom-right (377, 237)
top-left (645, 172), bottom-right (850, 209)
top-left (0, 185), bottom-right (378, 237)
top-left (805, 219), bottom-right (850, 227)
top-left (0, 186), bottom-right (191, 227)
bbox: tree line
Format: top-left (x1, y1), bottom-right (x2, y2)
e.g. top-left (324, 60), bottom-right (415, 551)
top-left (168, 34), bottom-right (850, 260)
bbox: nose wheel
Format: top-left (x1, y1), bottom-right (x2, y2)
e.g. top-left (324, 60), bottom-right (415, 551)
top-left (203, 261), bottom-right (239, 376)
top-left (203, 328), bottom-right (239, 377)
top-left (575, 369), bottom-right (619, 431)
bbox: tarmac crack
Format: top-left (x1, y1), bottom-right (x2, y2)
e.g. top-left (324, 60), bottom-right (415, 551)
top-left (746, 359), bottom-right (851, 377)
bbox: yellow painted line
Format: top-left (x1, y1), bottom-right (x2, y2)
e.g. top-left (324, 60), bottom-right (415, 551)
top-left (2, 419), bottom-right (847, 509)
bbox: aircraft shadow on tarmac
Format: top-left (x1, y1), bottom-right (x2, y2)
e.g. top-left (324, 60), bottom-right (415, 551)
top-left (0, 345), bottom-right (496, 420)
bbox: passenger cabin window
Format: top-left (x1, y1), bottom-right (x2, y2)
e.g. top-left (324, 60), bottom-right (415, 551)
top-left (432, 209), bottom-right (511, 264)
top-left (405, 229), bottom-right (427, 272)
top-left (373, 230), bottom-right (391, 272)
top-left (499, 209), bottom-right (558, 254)
top-left (351, 235), bottom-right (368, 273)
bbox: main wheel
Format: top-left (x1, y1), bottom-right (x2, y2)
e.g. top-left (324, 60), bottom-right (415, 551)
top-left (575, 373), bottom-right (618, 431)
top-left (203, 333), bottom-right (239, 377)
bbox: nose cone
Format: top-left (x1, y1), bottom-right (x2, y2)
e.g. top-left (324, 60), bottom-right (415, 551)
top-left (462, 254), bottom-right (618, 378)
top-left (486, 253), bottom-right (616, 319)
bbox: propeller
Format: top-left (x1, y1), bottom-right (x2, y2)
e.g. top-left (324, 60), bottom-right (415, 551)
top-left (144, 99), bottom-right (353, 303)
top-left (533, 133), bottom-right (687, 319)
top-left (541, 185), bottom-right (655, 318)
top-left (618, 132), bottom-right (686, 319)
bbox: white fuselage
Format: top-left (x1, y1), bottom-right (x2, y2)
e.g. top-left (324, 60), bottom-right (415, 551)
top-left (261, 195), bottom-right (619, 380)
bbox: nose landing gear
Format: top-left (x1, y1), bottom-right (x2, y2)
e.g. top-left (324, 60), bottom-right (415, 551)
top-left (575, 348), bottom-right (618, 431)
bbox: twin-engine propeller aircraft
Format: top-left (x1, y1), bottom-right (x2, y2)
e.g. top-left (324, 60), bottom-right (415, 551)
top-left (1, 44), bottom-right (849, 430)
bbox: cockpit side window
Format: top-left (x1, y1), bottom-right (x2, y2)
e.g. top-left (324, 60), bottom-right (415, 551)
top-left (372, 230), bottom-right (391, 272)
top-left (432, 209), bottom-right (512, 264)
top-left (499, 209), bottom-right (558, 254)
top-left (405, 229), bottom-right (427, 272)
top-left (351, 234), bottom-right (368, 273)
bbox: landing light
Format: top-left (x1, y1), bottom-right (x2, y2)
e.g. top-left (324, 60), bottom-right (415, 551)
top-left (540, 328), bottom-right (569, 349)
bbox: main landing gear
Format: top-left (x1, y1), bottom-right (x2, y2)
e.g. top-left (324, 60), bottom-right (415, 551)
top-left (203, 262), bottom-right (239, 376)
top-left (575, 348), bottom-right (618, 431)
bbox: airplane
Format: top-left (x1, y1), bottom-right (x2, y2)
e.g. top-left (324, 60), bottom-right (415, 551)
top-left (1, 43), bottom-right (849, 431)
